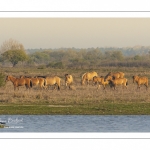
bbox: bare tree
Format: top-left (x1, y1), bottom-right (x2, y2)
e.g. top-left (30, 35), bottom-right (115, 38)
top-left (0, 38), bottom-right (25, 54)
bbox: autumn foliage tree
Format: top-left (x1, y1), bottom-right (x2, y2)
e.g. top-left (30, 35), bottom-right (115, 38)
top-left (0, 38), bottom-right (25, 53)
top-left (0, 39), bottom-right (28, 67)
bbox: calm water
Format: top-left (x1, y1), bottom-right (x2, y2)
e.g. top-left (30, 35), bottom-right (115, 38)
top-left (0, 115), bottom-right (150, 132)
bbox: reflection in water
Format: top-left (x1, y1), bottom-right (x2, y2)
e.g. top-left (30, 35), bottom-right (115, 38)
top-left (0, 115), bottom-right (150, 132)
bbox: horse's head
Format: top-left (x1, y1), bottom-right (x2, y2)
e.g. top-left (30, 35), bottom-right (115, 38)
top-left (5, 75), bottom-right (11, 82)
top-left (92, 76), bottom-right (98, 85)
top-left (65, 74), bottom-right (68, 77)
top-left (93, 76), bottom-right (97, 82)
top-left (104, 75), bottom-right (112, 82)
top-left (65, 74), bottom-right (70, 80)
top-left (5, 75), bottom-right (16, 83)
top-left (132, 75), bottom-right (138, 83)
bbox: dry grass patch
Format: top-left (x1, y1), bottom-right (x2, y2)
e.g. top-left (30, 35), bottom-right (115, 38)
top-left (0, 67), bottom-right (150, 114)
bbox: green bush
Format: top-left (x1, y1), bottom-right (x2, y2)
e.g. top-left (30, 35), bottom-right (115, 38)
top-left (37, 65), bottom-right (46, 69)
top-left (47, 62), bottom-right (64, 69)
top-left (0, 72), bottom-right (6, 87)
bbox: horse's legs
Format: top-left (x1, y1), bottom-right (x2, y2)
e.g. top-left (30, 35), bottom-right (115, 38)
top-left (123, 83), bottom-right (127, 89)
top-left (53, 85), bottom-right (56, 90)
top-left (97, 84), bottom-right (100, 89)
top-left (25, 84), bottom-right (28, 90)
top-left (41, 85), bottom-right (45, 90)
top-left (103, 84), bottom-right (106, 90)
top-left (44, 85), bottom-right (48, 90)
top-left (138, 84), bottom-right (140, 90)
top-left (87, 80), bottom-right (89, 86)
top-left (65, 82), bottom-right (68, 87)
top-left (15, 85), bottom-right (19, 91)
top-left (92, 81), bottom-right (95, 86)
top-left (41, 82), bottom-right (44, 90)
top-left (145, 84), bottom-right (148, 90)
top-left (58, 83), bottom-right (60, 90)
top-left (122, 84), bottom-right (124, 89)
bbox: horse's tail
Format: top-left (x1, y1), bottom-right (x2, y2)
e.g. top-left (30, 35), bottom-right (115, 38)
top-left (57, 77), bottom-right (61, 90)
top-left (30, 80), bottom-right (32, 88)
top-left (81, 73), bottom-right (86, 85)
top-left (44, 79), bottom-right (46, 86)
top-left (82, 73), bottom-right (86, 79)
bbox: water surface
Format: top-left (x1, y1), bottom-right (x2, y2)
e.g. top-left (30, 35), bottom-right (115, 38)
top-left (0, 115), bottom-right (149, 132)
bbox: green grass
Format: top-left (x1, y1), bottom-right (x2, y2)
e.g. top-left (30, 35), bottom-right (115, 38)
top-left (0, 102), bottom-right (150, 115)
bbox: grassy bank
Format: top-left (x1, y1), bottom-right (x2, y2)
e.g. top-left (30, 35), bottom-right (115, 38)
top-left (0, 102), bottom-right (150, 115)
top-left (1, 66), bottom-right (150, 115)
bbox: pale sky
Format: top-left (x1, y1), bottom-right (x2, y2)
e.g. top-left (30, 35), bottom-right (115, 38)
top-left (1, 18), bottom-right (150, 49)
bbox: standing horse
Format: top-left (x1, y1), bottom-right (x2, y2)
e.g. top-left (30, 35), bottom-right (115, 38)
top-left (132, 75), bottom-right (148, 90)
top-left (105, 75), bottom-right (128, 90)
top-left (93, 76), bottom-right (109, 90)
top-left (6, 75), bottom-right (32, 91)
top-left (104, 72), bottom-right (125, 81)
top-left (65, 74), bottom-right (73, 89)
top-left (20, 76), bottom-right (46, 89)
top-left (44, 76), bottom-right (61, 90)
top-left (81, 71), bottom-right (98, 85)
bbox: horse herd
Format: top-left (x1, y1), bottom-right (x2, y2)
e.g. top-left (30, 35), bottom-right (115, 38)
top-left (5, 71), bottom-right (149, 91)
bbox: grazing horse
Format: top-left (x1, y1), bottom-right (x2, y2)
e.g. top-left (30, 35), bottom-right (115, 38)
top-left (65, 74), bottom-right (73, 89)
top-left (132, 75), bottom-right (148, 90)
top-left (105, 75), bottom-right (128, 90)
top-left (44, 76), bottom-right (61, 90)
top-left (20, 76), bottom-right (46, 89)
top-left (104, 71), bottom-right (125, 81)
top-left (93, 76), bottom-right (109, 90)
top-left (6, 75), bottom-right (32, 91)
top-left (81, 71), bottom-right (98, 85)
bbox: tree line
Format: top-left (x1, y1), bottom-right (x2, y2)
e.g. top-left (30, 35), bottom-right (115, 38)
top-left (0, 39), bottom-right (150, 69)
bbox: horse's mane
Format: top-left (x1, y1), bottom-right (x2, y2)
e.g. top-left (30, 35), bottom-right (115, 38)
top-left (105, 72), bottom-right (111, 79)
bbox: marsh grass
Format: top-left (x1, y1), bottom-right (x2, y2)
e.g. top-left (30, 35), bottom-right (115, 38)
top-left (0, 67), bottom-right (150, 114)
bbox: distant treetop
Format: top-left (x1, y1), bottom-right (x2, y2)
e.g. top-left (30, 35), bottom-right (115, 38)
top-left (0, 38), bottom-right (25, 54)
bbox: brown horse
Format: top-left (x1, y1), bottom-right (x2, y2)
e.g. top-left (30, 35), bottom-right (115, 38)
top-left (81, 71), bottom-right (98, 85)
top-left (104, 72), bottom-right (125, 81)
top-left (6, 75), bottom-right (32, 91)
top-left (132, 75), bottom-right (148, 90)
top-left (44, 76), bottom-right (61, 90)
top-left (20, 76), bottom-right (46, 89)
top-left (93, 76), bottom-right (109, 90)
top-left (105, 75), bottom-right (128, 90)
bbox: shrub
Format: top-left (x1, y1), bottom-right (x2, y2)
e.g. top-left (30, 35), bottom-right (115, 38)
top-left (37, 65), bottom-right (46, 69)
top-left (47, 62), bottom-right (64, 69)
